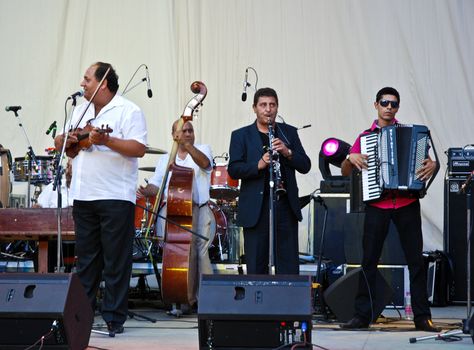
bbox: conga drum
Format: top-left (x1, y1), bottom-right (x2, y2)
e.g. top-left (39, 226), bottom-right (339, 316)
top-left (0, 146), bottom-right (12, 207)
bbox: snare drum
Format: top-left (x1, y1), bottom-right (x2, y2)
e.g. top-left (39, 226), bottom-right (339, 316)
top-left (210, 164), bottom-right (239, 200)
top-left (208, 201), bottom-right (228, 262)
top-left (13, 156), bottom-right (54, 184)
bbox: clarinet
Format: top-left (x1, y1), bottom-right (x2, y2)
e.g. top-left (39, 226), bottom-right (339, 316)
top-left (268, 123), bottom-right (286, 195)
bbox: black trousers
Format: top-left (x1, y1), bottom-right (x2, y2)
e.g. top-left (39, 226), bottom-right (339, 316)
top-left (243, 195), bottom-right (299, 274)
top-left (355, 200), bottom-right (431, 323)
top-left (73, 200), bottom-right (134, 325)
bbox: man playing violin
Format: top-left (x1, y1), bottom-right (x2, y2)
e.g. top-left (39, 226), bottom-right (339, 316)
top-left (54, 62), bottom-right (147, 335)
top-left (138, 120), bottom-right (213, 313)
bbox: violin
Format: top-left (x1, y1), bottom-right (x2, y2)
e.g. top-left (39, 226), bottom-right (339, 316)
top-left (65, 123), bottom-right (113, 158)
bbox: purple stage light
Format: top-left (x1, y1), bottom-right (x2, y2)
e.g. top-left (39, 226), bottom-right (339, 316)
top-left (322, 138), bottom-right (340, 157)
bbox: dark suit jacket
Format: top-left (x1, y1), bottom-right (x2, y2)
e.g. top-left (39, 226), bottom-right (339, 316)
top-left (228, 121), bottom-right (311, 228)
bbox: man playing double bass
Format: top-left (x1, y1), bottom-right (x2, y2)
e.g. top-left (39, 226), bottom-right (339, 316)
top-left (55, 62), bottom-right (147, 335)
top-left (138, 120), bottom-right (213, 311)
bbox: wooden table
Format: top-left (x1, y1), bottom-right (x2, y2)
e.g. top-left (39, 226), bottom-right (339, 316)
top-left (0, 208), bottom-right (75, 273)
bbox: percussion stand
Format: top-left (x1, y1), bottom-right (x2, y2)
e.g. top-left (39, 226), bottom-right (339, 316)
top-left (410, 171), bottom-right (474, 344)
top-left (9, 108), bottom-right (38, 208)
top-left (6, 108), bottom-right (38, 258)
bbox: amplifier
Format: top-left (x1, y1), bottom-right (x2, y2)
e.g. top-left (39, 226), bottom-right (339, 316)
top-left (447, 147), bottom-right (474, 176)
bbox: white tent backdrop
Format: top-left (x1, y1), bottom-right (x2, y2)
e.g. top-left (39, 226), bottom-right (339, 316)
top-left (1, 0), bottom-right (473, 253)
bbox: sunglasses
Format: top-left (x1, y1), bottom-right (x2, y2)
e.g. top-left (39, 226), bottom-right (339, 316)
top-left (379, 99), bottom-right (399, 108)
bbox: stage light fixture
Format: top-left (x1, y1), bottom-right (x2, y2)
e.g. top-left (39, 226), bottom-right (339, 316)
top-left (319, 138), bottom-right (351, 179)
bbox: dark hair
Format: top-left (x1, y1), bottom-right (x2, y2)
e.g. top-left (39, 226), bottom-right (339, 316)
top-left (93, 62), bottom-right (119, 93)
top-left (253, 87), bottom-right (279, 107)
top-left (376, 87), bottom-right (400, 103)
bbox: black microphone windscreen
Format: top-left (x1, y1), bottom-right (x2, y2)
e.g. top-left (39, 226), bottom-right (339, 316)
top-left (241, 92), bottom-right (247, 102)
top-left (147, 89), bottom-right (153, 98)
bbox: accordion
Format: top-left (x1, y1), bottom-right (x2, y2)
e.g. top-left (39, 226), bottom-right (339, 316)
top-left (360, 124), bottom-right (438, 202)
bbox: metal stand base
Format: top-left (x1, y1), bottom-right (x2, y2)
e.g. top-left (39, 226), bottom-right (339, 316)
top-left (409, 318), bottom-right (474, 344)
top-left (128, 310), bottom-right (157, 323)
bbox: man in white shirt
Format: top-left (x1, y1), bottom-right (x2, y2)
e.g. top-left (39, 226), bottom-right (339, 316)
top-left (138, 120), bottom-right (213, 311)
top-left (35, 159), bottom-right (73, 208)
top-left (55, 62), bottom-right (147, 335)
top-left (33, 158), bottom-right (74, 272)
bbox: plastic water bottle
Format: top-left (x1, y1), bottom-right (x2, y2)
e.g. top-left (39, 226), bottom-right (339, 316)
top-left (405, 291), bottom-right (414, 320)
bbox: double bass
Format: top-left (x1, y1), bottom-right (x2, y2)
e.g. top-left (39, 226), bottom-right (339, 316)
top-left (146, 81), bottom-right (207, 308)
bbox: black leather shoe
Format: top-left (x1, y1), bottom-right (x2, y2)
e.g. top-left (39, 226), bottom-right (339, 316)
top-left (107, 322), bottom-right (124, 335)
top-left (340, 317), bottom-right (370, 329)
top-left (414, 318), bottom-right (441, 332)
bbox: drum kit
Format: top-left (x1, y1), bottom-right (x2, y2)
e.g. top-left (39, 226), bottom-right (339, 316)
top-left (135, 152), bottom-right (242, 264)
top-left (208, 160), bottom-right (241, 263)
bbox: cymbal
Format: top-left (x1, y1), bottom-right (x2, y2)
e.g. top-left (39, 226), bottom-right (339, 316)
top-left (145, 146), bottom-right (167, 154)
top-left (139, 167), bottom-right (156, 172)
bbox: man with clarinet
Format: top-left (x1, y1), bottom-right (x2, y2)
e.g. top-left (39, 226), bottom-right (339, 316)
top-left (228, 87), bottom-right (311, 274)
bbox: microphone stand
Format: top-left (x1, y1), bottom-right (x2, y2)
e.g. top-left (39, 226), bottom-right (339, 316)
top-left (312, 194), bottom-right (329, 316)
top-left (11, 109), bottom-right (37, 208)
top-left (121, 63), bottom-right (147, 96)
top-left (267, 121), bottom-right (276, 274)
top-left (409, 173), bottom-right (474, 344)
top-left (52, 96), bottom-right (77, 273)
top-left (122, 77), bottom-right (146, 96)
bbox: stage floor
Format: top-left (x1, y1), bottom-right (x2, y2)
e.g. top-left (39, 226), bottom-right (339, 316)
top-left (86, 305), bottom-right (473, 350)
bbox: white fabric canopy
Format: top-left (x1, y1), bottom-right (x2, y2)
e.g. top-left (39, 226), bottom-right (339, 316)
top-left (1, 0), bottom-right (473, 252)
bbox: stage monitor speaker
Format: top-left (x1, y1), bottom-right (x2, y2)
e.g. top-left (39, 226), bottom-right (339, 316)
top-left (0, 273), bottom-right (93, 350)
top-left (444, 177), bottom-right (474, 303)
top-left (198, 274), bottom-right (312, 350)
top-left (323, 267), bottom-right (394, 322)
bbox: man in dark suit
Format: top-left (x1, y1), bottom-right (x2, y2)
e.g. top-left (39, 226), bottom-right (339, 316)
top-left (228, 87), bottom-right (311, 274)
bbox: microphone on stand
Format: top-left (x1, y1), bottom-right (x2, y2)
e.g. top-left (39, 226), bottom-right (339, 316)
top-left (145, 66), bottom-right (153, 98)
top-left (297, 124), bottom-right (312, 130)
top-left (67, 90), bottom-right (84, 100)
top-left (45, 121), bottom-right (57, 137)
top-left (5, 106), bottom-right (22, 112)
top-left (241, 68), bottom-right (249, 102)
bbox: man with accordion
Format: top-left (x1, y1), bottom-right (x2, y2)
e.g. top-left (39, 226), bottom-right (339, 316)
top-left (340, 87), bottom-right (440, 332)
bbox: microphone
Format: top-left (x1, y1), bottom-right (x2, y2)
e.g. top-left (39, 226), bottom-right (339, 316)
top-left (46, 121), bottom-right (57, 135)
top-left (145, 66), bottom-right (153, 98)
top-left (5, 106), bottom-right (21, 112)
top-left (67, 90), bottom-right (84, 100)
top-left (297, 124), bottom-right (312, 130)
top-left (241, 68), bottom-right (249, 102)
